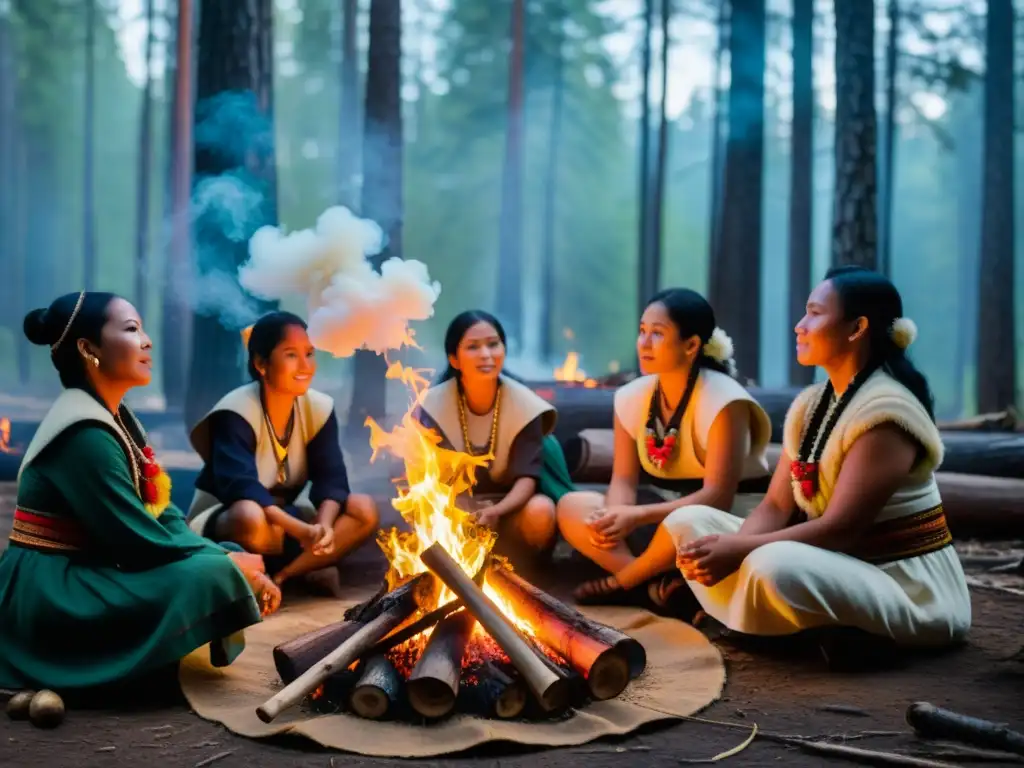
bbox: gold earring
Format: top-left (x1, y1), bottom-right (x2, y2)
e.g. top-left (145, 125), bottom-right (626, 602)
top-left (91, 356), bottom-right (99, 368)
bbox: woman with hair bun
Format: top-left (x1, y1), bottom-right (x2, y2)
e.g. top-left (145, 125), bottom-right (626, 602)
top-left (0, 292), bottom-right (270, 693)
top-left (673, 266), bottom-right (971, 664)
top-left (187, 311), bottom-right (378, 598)
top-left (557, 288), bottom-right (773, 611)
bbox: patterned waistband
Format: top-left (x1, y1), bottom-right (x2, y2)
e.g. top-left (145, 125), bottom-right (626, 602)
top-left (9, 507), bottom-right (89, 554)
top-left (852, 505), bottom-right (952, 565)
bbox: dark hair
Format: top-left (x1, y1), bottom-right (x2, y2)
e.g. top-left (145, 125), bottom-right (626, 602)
top-left (645, 287), bottom-right (733, 376)
top-left (246, 310), bottom-right (308, 380)
top-left (437, 310), bottom-right (520, 384)
top-left (23, 291), bottom-right (120, 389)
top-left (824, 265), bottom-right (934, 419)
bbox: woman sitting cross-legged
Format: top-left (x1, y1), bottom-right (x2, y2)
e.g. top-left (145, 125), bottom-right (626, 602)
top-left (186, 311), bottom-right (379, 598)
top-left (671, 266), bottom-right (971, 663)
top-left (556, 288), bottom-right (772, 613)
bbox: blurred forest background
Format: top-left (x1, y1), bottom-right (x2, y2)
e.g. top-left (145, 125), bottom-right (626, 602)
top-left (0, 0), bottom-right (1019, 428)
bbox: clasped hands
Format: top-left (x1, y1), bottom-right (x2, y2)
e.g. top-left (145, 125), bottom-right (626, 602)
top-left (676, 533), bottom-right (754, 587)
top-left (585, 505), bottom-right (645, 550)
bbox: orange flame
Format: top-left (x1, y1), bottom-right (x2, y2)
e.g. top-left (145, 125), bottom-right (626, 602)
top-left (0, 417), bottom-right (12, 454)
top-left (553, 351), bottom-right (597, 388)
top-left (365, 357), bottom-right (541, 639)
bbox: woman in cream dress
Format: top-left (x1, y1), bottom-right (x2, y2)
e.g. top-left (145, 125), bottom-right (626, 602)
top-left (556, 288), bottom-right (772, 609)
top-left (672, 266), bottom-right (970, 659)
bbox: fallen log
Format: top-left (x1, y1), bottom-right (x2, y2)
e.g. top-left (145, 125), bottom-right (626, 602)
top-left (461, 660), bottom-right (528, 720)
top-left (565, 420), bottom-right (1024, 481)
top-left (938, 409), bottom-right (1018, 432)
top-left (349, 654), bottom-right (402, 720)
top-left (407, 609), bottom-right (477, 719)
top-left (256, 573), bottom-right (436, 723)
top-left (906, 701), bottom-right (1024, 756)
top-left (487, 565), bottom-right (645, 701)
top-left (934, 473), bottom-right (1024, 540)
top-left (419, 542), bottom-right (571, 713)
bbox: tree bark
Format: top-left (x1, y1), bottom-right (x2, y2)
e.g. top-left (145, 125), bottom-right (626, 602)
top-left (647, 0), bottom-right (671, 296)
top-left (134, 0), bottom-right (157, 320)
top-left (707, 1), bottom-right (729, 296)
top-left (495, 0), bottom-right (525, 348)
top-left (344, 0), bottom-right (403, 443)
top-left (976, 0), bottom-right (1017, 412)
top-left (831, 0), bottom-right (878, 270)
top-left (338, 0), bottom-right (361, 209)
top-left (709, 0), bottom-right (766, 382)
top-left (82, 0), bottom-right (97, 291)
top-left (787, 0), bottom-right (814, 387)
top-left (539, 8), bottom-right (565, 362)
top-left (635, 0), bottom-right (654, 316)
top-left (185, 0), bottom-right (278, 428)
top-left (878, 0), bottom-right (899, 279)
top-left (163, 0), bottom-right (192, 411)
top-left (0, 9), bottom-right (18, 348)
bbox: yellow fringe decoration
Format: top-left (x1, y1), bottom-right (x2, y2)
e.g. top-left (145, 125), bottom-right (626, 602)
top-left (144, 469), bottom-right (173, 519)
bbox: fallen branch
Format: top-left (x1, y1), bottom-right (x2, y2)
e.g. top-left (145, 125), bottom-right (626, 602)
top-left (790, 740), bottom-right (959, 767)
top-left (906, 702), bottom-right (1024, 756)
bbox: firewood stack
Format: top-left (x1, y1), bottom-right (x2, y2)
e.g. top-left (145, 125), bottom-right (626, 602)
top-left (257, 548), bottom-right (646, 724)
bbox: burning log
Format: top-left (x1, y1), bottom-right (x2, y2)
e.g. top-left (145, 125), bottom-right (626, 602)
top-left (487, 565), bottom-right (645, 701)
top-left (461, 661), bottom-right (527, 720)
top-left (419, 542), bottom-right (571, 713)
top-left (349, 654), bottom-right (402, 720)
top-left (273, 619), bottom-right (364, 684)
top-left (256, 573), bottom-right (436, 723)
top-left (407, 609), bottom-right (477, 719)
top-left (358, 599), bottom-right (464, 662)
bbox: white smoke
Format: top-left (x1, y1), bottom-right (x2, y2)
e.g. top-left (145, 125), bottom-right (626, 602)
top-left (238, 206), bottom-right (442, 357)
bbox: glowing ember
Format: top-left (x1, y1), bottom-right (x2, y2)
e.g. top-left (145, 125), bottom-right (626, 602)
top-left (0, 417), bottom-right (13, 454)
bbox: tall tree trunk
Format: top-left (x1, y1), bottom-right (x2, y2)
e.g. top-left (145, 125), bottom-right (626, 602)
top-left (163, 0), bottom-right (192, 412)
top-left (787, 0), bottom-right (814, 387)
top-left (976, 0), bottom-right (1017, 412)
top-left (647, 0), bottom-right (671, 297)
top-left (539, 11), bottom-right (565, 363)
top-left (338, 0), bottom-right (361, 209)
top-left (344, 0), bottom-right (403, 445)
top-left (708, 0), bottom-right (765, 382)
top-left (0, 8), bottom-right (17, 342)
top-left (184, 0), bottom-right (278, 428)
top-left (952, 88), bottom-right (981, 417)
top-left (495, 0), bottom-right (525, 348)
top-left (134, 0), bottom-right (156, 320)
top-left (878, 0), bottom-right (898, 278)
top-left (707, 1), bottom-right (729, 277)
top-left (636, 0), bottom-right (654, 315)
top-left (83, 0), bottom-right (97, 290)
top-left (831, 0), bottom-right (878, 269)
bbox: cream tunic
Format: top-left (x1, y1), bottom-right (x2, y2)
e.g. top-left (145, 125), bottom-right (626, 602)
top-left (614, 369), bottom-right (772, 514)
top-left (185, 382), bottom-right (335, 536)
top-left (663, 370), bottom-right (972, 645)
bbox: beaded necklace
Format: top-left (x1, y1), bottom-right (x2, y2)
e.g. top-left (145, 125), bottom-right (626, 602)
top-left (260, 390), bottom-right (297, 486)
top-left (643, 364), bottom-right (700, 470)
top-left (456, 383), bottom-right (502, 457)
top-left (790, 363), bottom-right (880, 500)
top-left (110, 406), bottom-right (171, 516)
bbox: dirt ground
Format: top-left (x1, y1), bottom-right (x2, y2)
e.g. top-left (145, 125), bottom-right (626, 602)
top-left (1, 476), bottom-right (1023, 768)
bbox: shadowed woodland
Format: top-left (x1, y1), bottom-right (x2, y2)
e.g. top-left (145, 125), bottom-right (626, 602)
top-left (0, 0), bottom-right (1019, 427)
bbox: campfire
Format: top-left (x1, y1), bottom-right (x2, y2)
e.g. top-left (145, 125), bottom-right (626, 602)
top-left (0, 417), bottom-right (13, 454)
top-left (255, 361), bottom-right (646, 724)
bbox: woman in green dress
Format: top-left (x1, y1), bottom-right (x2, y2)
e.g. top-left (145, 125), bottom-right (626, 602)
top-left (0, 291), bottom-right (276, 693)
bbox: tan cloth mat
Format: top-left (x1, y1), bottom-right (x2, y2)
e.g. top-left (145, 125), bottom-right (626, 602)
top-left (179, 589), bottom-right (725, 758)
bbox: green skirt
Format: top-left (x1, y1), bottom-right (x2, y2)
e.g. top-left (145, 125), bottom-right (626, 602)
top-left (538, 434), bottom-right (576, 503)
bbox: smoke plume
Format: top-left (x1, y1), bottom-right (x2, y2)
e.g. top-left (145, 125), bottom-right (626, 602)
top-left (238, 206), bottom-right (442, 357)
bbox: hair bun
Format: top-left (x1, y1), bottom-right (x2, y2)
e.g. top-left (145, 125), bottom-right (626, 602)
top-left (23, 308), bottom-right (57, 346)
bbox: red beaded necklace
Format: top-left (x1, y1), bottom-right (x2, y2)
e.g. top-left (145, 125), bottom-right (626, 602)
top-left (643, 366), bottom-right (699, 470)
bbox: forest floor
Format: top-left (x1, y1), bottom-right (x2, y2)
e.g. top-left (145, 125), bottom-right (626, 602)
top-left (1, 467), bottom-right (1023, 767)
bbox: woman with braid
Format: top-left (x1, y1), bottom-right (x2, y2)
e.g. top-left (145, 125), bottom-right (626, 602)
top-left (673, 266), bottom-right (970, 659)
top-left (557, 288), bottom-right (773, 611)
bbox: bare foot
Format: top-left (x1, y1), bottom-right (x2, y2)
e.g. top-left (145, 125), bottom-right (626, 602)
top-left (302, 567), bottom-right (346, 598)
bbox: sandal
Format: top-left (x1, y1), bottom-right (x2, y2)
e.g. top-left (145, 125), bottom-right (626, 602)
top-left (572, 575), bottom-right (645, 606)
top-left (647, 573), bottom-right (701, 621)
